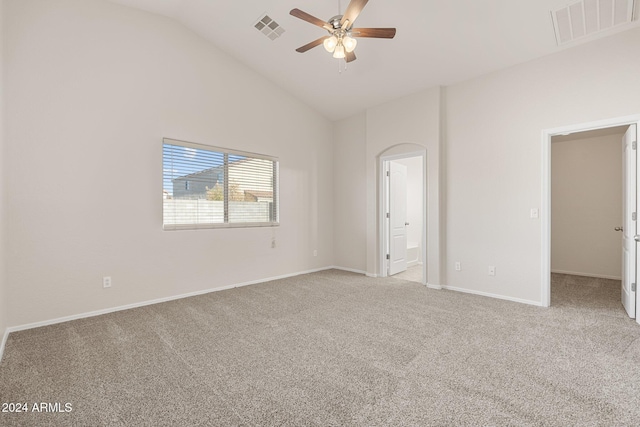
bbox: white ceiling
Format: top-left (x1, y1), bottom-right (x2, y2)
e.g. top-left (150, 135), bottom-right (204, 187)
top-left (107, 0), bottom-right (640, 121)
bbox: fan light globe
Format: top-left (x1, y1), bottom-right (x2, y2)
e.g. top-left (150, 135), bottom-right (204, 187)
top-left (333, 44), bottom-right (346, 59)
top-left (343, 36), bottom-right (357, 53)
top-left (323, 36), bottom-right (338, 52)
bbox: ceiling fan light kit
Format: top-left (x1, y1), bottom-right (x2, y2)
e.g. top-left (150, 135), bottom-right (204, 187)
top-left (323, 35), bottom-right (338, 51)
top-left (290, 0), bottom-right (396, 64)
top-left (343, 36), bottom-right (357, 52)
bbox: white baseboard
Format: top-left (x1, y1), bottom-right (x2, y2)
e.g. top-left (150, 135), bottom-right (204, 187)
top-left (6, 266), bottom-right (337, 335)
top-left (551, 269), bottom-right (621, 280)
top-left (441, 284), bottom-right (544, 307)
top-left (0, 328), bottom-right (8, 364)
top-left (0, 267), bottom-right (546, 363)
top-left (331, 266), bottom-right (367, 275)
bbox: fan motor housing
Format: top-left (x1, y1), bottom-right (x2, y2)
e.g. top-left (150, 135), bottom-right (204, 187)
top-left (328, 15), bottom-right (344, 30)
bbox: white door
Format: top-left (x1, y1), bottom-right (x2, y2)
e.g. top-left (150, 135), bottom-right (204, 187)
top-left (389, 161), bottom-right (408, 275)
top-left (622, 124), bottom-right (637, 318)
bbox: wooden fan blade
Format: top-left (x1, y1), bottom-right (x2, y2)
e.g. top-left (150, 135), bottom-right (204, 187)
top-left (351, 28), bottom-right (396, 38)
top-left (295, 36), bottom-right (329, 53)
top-left (290, 9), bottom-right (333, 30)
top-left (340, 0), bottom-right (369, 28)
top-left (345, 51), bottom-right (357, 63)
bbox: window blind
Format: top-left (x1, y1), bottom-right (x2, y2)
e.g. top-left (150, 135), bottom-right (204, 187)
top-left (162, 138), bottom-right (279, 230)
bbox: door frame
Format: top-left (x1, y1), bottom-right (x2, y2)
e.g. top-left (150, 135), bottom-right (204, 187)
top-left (379, 150), bottom-right (427, 284)
top-left (542, 114), bottom-right (640, 321)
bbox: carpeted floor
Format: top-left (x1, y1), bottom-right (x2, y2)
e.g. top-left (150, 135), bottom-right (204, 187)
top-left (1, 270), bottom-right (639, 426)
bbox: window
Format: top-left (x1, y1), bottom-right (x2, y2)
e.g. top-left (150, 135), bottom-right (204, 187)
top-left (162, 138), bottom-right (279, 230)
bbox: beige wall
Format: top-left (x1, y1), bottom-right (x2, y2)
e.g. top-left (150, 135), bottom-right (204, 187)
top-left (333, 94), bottom-right (441, 283)
top-left (333, 113), bottom-right (367, 272)
top-left (5, 0), bottom-right (640, 331)
top-left (445, 27), bottom-right (640, 304)
top-left (551, 131), bottom-right (624, 279)
top-left (332, 28), bottom-right (640, 302)
top-left (4, 0), bottom-right (333, 327)
top-left (366, 87), bottom-right (443, 285)
top-left (332, 117), bottom-right (431, 276)
top-left (0, 0), bottom-right (6, 339)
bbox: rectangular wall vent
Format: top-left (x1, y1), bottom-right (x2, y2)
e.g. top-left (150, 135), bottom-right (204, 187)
top-left (254, 14), bottom-right (285, 41)
top-left (552, 0), bottom-right (636, 45)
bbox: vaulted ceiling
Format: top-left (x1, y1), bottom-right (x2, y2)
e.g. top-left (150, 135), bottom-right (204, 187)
top-left (108, 0), bottom-right (640, 120)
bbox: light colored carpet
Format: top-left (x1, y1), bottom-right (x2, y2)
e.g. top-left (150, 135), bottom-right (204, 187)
top-left (1, 270), bottom-right (639, 426)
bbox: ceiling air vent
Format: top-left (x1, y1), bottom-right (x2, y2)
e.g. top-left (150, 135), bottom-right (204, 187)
top-left (551, 0), bottom-right (636, 45)
top-left (254, 14), bottom-right (285, 41)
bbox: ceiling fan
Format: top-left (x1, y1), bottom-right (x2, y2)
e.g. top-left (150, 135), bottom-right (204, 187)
top-left (290, 0), bottom-right (396, 63)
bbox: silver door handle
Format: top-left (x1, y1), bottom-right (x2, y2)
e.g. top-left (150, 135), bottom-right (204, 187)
top-left (405, 222), bottom-right (410, 226)
top-left (635, 235), bottom-right (640, 242)
top-left (615, 227), bottom-right (623, 232)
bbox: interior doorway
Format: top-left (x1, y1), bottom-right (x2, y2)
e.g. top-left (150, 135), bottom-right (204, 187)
top-left (542, 116), bottom-right (640, 326)
top-left (380, 152), bottom-right (426, 284)
top-left (550, 125), bottom-right (629, 310)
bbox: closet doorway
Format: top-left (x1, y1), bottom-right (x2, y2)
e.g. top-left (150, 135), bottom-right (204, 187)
top-left (543, 116), bottom-right (640, 323)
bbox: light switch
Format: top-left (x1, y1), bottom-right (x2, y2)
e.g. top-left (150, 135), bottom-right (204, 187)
top-left (530, 208), bottom-right (539, 219)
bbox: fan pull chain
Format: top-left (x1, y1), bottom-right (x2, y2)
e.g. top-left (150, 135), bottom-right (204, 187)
top-left (338, 58), bottom-right (347, 74)
top-left (338, 59), bottom-right (349, 75)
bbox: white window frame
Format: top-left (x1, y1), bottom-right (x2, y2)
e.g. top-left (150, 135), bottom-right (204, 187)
top-left (162, 138), bottom-right (279, 230)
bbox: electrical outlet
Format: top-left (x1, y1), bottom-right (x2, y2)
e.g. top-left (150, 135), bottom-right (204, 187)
top-left (488, 266), bottom-right (496, 276)
top-left (455, 262), bottom-right (461, 271)
top-left (313, 250), bottom-right (318, 257)
top-left (103, 276), bottom-right (112, 288)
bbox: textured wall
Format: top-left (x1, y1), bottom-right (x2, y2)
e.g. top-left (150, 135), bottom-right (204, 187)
top-left (333, 113), bottom-right (367, 273)
top-left (366, 88), bottom-right (443, 285)
top-left (446, 27), bottom-right (640, 303)
top-left (0, 0), bottom-right (6, 342)
top-left (552, 131), bottom-right (624, 279)
top-left (4, 0), bottom-right (333, 327)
